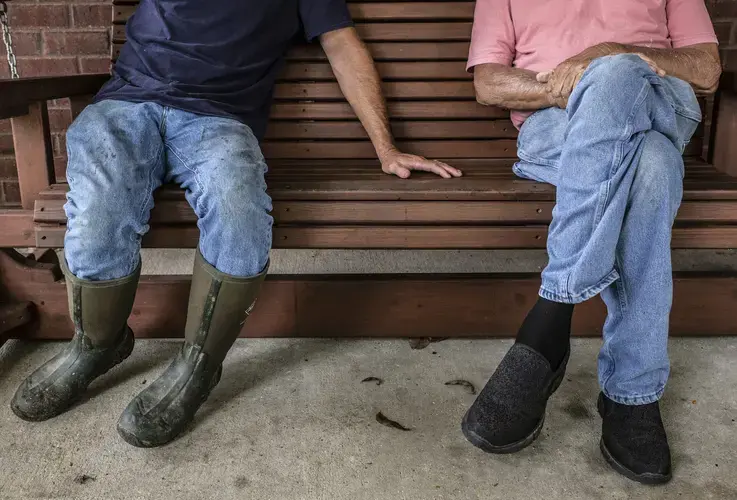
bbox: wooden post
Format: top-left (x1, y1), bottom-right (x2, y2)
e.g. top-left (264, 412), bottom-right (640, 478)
top-left (11, 102), bottom-right (55, 210)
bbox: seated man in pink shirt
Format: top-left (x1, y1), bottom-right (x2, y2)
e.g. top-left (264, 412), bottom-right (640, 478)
top-left (462, 0), bottom-right (721, 484)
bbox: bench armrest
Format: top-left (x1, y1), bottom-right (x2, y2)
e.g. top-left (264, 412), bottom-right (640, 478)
top-left (0, 74), bottom-right (109, 119)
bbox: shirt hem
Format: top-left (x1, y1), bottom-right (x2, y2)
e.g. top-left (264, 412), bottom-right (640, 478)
top-left (466, 53), bottom-right (514, 72)
top-left (670, 34), bottom-right (719, 49)
top-left (305, 20), bottom-right (355, 43)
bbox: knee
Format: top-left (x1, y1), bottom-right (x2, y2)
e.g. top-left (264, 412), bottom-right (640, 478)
top-left (207, 180), bottom-right (273, 230)
top-left (577, 54), bottom-right (652, 99)
top-left (64, 188), bottom-right (143, 279)
top-left (199, 177), bottom-right (273, 277)
top-left (631, 131), bottom-right (683, 207)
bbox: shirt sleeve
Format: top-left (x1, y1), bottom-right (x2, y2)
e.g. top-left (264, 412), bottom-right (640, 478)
top-left (666, 0), bottom-right (719, 48)
top-left (299, 0), bottom-right (354, 42)
top-left (467, 0), bottom-right (515, 71)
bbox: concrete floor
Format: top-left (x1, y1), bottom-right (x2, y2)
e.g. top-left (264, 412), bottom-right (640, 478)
top-left (0, 338), bottom-right (735, 500)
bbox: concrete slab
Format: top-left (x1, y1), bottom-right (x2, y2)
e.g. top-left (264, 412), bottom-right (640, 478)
top-left (0, 338), bottom-right (735, 500)
top-left (132, 248), bottom-right (737, 275)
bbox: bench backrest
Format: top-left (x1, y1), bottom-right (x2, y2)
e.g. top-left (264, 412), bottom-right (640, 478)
top-left (111, 0), bottom-right (709, 163)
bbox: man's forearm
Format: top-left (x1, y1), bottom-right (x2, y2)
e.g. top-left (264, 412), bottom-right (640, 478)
top-left (594, 42), bottom-right (721, 93)
top-left (320, 27), bottom-right (395, 160)
top-left (473, 64), bottom-right (554, 110)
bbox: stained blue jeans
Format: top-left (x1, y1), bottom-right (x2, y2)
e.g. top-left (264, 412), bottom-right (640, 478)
top-left (514, 55), bottom-right (701, 405)
top-left (64, 100), bottom-right (273, 280)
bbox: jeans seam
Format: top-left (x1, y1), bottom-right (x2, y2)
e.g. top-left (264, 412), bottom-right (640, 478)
top-left (601, 341), bottom-right (616, 392)
top-left (613, 257), bottom-right (628, 312)
top-left (166, 143), bottom-right (205, 195)
top-left (133, 145), bottom-right (163, 260)
top-left (165, 143), bottom-right (208, 245)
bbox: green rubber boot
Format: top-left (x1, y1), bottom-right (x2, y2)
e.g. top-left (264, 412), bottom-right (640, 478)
top-left (117, 250), bottom-right (267, 448)
top-left (11, 259), bottom-right (140, 421)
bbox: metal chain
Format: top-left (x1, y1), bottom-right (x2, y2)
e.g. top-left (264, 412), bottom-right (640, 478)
top-left (1, 1), bottom-right (19, 79)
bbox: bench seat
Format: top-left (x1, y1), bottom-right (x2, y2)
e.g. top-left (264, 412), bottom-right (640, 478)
top-left (32, 158), bottom-right (737, 250)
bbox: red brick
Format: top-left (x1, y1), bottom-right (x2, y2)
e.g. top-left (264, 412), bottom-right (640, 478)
top-left (49, 108), bottom-right (73, 132)
top-left (15, 57), bottom-right (79, 77)
top-left (9, 5), bottom-right (70, 28)
top-left (0, 156), bottom-right (18, 179)
top-left (71, 5), bottom-right (109, 28)
top-left (713, 21), bottom-right (733, 45)
top-left (79, 56), bottom-right (111, 74)
top-left (1, 181), bottom-right (21, 206)
top-left (0, 32), bottom-right (42, 57)
top-left (44, 31), bottom-right (109, 56)
top-left (0, 134), bottom-right (13, 155)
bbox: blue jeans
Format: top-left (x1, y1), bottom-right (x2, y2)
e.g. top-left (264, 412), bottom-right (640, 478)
top-left (64, 100), bottom-right (273, 280)
top-left (514, 55), bottom-right (701, 405)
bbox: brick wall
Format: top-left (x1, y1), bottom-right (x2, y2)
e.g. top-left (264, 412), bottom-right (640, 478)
top-left (1, 0), bottom-right (737, 206)
top-left (0, 0), bottom-right (110, 206)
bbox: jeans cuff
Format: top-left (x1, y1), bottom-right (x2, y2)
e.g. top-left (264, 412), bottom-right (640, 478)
top-left (539, 269), bottom-right (619, 304)
top-left (602, 387), bottom-right (665, 406)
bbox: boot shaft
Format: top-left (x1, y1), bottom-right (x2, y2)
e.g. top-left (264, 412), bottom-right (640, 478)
top-left (61, 257), bottom-right (140, 347)
top-left (184, 251), bottom-right (267, 365)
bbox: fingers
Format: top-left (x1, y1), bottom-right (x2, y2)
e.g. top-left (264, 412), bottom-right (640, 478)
top-left (635, 53), bottom-right (666, 77)
top-left (432, 160), bottom-right (463, 177)
top-left (537, 71), bottom-right (552, 83)
top-left (406, 157), bottom-right (464, 178)
top-left (384, 156), bottom-right (463, 179)
top-left (416, 162), bottom-right (452, 178)
top-left (560, 67), bottom-right (583, 98)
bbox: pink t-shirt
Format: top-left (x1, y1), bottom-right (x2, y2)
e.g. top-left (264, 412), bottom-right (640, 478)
top-left (467, 0), bottom-right (718, 127)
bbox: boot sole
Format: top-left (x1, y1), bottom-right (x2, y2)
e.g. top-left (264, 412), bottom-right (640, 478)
top-left (599, 438), bottom-right (672, 485)
top-left (461, 365), bottom-right (565, 454)
top-left (11, 329), bottom-right (135, 422)
top-left (117, 364), bottom-right (223, 448)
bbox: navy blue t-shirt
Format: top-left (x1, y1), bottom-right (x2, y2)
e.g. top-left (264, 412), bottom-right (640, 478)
top-left (96, 0), bottom-right (353, 140)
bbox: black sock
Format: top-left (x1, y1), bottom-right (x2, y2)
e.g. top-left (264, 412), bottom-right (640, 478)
top-left (515, 297), bottom-right (573, 370)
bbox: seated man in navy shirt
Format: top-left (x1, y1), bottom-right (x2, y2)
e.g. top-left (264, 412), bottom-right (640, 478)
top-left (10, 0), bottom-right (461, 448)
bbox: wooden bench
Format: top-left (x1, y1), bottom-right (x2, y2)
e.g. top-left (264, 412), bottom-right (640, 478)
top-left (3, 0), bottom-right (737, 343)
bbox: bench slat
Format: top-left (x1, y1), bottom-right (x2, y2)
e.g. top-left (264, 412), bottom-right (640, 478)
top-left (273, 81), bottom-right (474, 100)
top-left (34, 199), bottom-right (737, 225)
top-left (264, 120), bottom-right (516, 140)
top-left (270, 101), bottom-right (506, 119)
top-left (261, 137), bottom-right (701, 158)
top-left (261, 140), bottom-right (516, 159)
top-left (32, 224), bottom-right (737, 250)
top-left (280, 61), bottom-right (470, 80)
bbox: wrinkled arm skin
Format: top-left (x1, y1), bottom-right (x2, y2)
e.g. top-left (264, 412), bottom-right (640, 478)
top-left (539, 43), bottom-right (722, 107)
top-left (606, 42), bottom-right (721, 94)
top-left (473, 63), bottom-right (559, 110)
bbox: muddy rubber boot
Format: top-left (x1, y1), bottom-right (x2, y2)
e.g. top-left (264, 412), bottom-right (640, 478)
top-left (11, 260), bottom-right (140, 421)
top-left (117, 250), bottom-right (267, 448)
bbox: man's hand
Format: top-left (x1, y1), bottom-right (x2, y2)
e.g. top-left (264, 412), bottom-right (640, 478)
top-left (380, 148), bottom-right (462, 179)
top-left (536, 44), bottom-right (666, 108)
